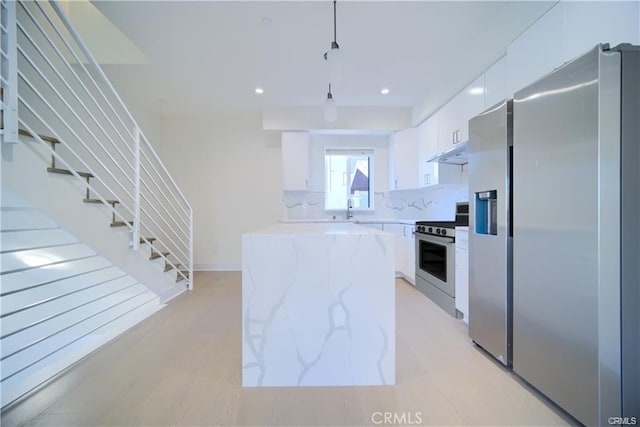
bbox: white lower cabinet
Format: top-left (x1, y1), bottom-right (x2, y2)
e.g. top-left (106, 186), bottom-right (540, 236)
top-left (382, 223), bottom-right (415, 284)
top-left (404, 225), bottom-right (415, 285)
top-left (455, 228), bottom-right (469, 323)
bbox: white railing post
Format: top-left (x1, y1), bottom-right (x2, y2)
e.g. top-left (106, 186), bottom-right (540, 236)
top-left (189, 209), bottom-right (193, 290)
top-left (1, 0), bottom-right (19, 144)
top-left (132, 125), bottom-right (141, 250)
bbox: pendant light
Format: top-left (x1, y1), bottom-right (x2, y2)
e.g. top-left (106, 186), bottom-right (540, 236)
top-left (324, 0), bottom-right (342, 83)
top-left (324, 83), bottom-right (337, 122)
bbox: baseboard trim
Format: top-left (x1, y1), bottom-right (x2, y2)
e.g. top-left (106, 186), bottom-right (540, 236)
top-left (194, 263), bottom-right (241, 272)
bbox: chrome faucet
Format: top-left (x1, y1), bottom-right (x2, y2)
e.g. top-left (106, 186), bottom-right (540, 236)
top-left (347, 199), bottom-right (354, 220)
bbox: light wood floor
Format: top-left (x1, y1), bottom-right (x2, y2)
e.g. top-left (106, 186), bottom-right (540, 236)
top-left (2, 272), bottom-right (572, 426)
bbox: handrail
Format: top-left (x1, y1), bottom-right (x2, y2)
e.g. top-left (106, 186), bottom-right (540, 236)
top-left (6, 0), bottom-right (194, 290)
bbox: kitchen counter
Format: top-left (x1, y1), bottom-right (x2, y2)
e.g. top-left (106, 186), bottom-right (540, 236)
top-left (242, 222), bottom-right (395, 387)
top-left (280, 218), bottom-right (416, 225)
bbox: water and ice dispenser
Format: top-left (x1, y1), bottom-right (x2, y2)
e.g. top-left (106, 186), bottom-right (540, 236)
top-left (475, 190), bottom-right (497, 235)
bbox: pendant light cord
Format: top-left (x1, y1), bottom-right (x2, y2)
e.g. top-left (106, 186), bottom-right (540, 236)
top-left (333, 0), bottom-right (337, 43)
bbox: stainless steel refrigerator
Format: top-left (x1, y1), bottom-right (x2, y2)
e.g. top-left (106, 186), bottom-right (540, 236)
top-left (468, 99), bottom-right (513, 367)
top-left (511, 44), bottom-right (638, 425)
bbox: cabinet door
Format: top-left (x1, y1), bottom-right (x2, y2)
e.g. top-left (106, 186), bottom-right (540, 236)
top-left (405, 225), bottom-right (416, 285)
top-left (484, 56), bottom-right (507, 109)
top-left (384, 224), bottom-right (407, 277)
top-left (392, 127), bottom-right (419, 190)
top-left (455, 230), bottom-right (469, 323)
top-left (418, 115), bottom-right (439, 187)
top-left (281, 132), bottom-right (309, 191)
top-left (437, 100), bottom-right (457, 154)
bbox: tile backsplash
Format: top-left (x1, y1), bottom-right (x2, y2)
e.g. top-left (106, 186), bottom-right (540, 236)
top-left (283, 184), bottom-right (468, 221)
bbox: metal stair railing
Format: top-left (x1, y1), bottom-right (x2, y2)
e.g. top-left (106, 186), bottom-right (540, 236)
top-left (1, 0), bottom-right (193, 288)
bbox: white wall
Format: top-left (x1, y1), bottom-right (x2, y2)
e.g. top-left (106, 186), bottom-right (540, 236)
top-left (153, 112), bottom-right (282, 271)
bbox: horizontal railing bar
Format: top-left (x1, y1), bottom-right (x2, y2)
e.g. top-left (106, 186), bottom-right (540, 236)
top-left (25, 1), bottom-right (135, 159)
top-left (0, 264), bottom-right (112, 297)
top-left (17, 115), bottom-right (136, 230)
top-left (139, 135), bottom-right (192, 210)
top-left (139, 160), bottom-right (190, 231)
top-left (17, 69), bottom-right (135, 202)
top-left (140, 191), bottom-right (186, 254)
top-left (138, 192), bottom-right (188, 248)
top-left (0, 241), bottom-right (80, 255)
top-left (34, 1), bottom-right (136, 144)
top-left (1, 278), bottom-right (136, 358)
top-left (139, 147), bottom-right (190, 219)
top-left (138, 159), bottom-right (188, 227)
top-left (0, 271), bottom-right (128, 321)
top-left (0, 287), bottom-right (154, 383)
top-left (138, 204), bottom-right (189, 262)
top-left (1, 253), bottom-right (96, 277)
top-left (16, 26), bottom-right (135, 183)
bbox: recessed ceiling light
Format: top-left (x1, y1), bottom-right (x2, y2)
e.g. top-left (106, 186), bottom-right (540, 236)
top-left (255, 87), bottom-right (264, 95)
top-left (381, 88), bottom-right (390, 95)
top-left (469, 87), bottom-right (484, 95)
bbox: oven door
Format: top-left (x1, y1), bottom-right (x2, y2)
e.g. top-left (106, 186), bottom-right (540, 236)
top-left (415, 233), bottom-right (455, 297)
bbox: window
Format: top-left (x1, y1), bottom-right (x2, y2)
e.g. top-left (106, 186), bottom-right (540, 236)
top-left (325, 149), bottom-right (374, 211)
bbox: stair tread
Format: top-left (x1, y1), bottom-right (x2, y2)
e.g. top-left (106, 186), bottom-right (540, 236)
top-left (47, 167), bottom-right (93, 179)
top-left (164, 262), bottom-right (180, 272)
top-left (149, 251), bottom-right (170, 260)
top-left (110, 220), bottom-right (133, 227)
top-left (140, 237), bottom-right (156, 244)
top-left (84, 198), bottom-right (119, 204)
top-left (19, 128), bottom-right (61, 144)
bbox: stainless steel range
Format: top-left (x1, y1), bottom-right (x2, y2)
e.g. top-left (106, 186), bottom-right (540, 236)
top-left (414, 203), bottom-right (468, 318)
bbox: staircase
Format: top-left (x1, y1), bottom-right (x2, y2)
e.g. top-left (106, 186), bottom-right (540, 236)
top-left (16, 128), bottom-right (190, 285)
top-left (0, 0), bottom-right (193, 410)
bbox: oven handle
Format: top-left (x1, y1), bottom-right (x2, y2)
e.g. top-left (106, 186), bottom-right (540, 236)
top-left (416, 233), bottom-right (455, 245)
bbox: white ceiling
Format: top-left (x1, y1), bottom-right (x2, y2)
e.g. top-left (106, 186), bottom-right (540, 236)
top-left (90, 1), bottom-right (556, 119)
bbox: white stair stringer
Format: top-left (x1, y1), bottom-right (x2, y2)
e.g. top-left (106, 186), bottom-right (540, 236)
top-left (0, 189), bottom-right (164, 409)
top-left (1, 135), bottom-right (188, 303)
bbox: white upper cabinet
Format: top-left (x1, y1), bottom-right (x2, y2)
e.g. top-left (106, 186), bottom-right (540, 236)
top-left (418, 115), bottom-right (440, 187)
top-left (391, 127), bottom-right (420, 190)
top-left (418, 114), bottom-right (439, 160)
top-left (484, 55), bottom-right (507, 109)
top-left (506, 4), bottom-right (564, 97)
top-left (563, 2), bottom-right (640, 63)
top-left (438, 74), bottom-right (485, 153)
top-left (458, 75), bottom-right (486, 141)
top-left (281, 132), bottom-right (310, 191)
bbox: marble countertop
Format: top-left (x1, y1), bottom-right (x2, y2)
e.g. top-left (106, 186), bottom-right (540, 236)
top-left (280, 218), bottom-right (417, 225)
top-left (249, 222), bottom-right (390, 235)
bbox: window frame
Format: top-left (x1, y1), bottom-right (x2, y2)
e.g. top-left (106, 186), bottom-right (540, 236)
top-left (324, 148), bottom-right (375, 213)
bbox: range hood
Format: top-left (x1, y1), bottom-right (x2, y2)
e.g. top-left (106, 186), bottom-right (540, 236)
top-left (426, 141), bottom-right (468, 165)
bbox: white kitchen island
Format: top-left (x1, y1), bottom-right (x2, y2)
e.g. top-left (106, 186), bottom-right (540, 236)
top-left (242, 222), bottom-right (395, 387)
